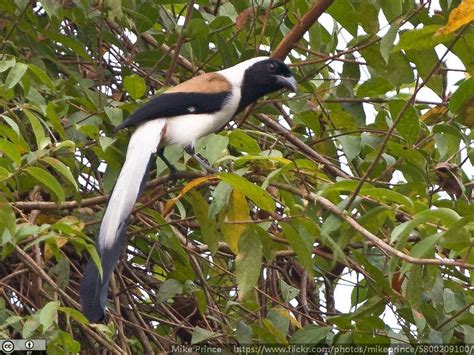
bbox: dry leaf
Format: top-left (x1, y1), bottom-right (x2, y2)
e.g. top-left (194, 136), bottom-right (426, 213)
top-left (436, 0), bottom-right (474, 35)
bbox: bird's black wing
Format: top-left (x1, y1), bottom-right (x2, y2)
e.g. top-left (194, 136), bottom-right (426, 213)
top-left (115, 92), bottom-right (231, 130)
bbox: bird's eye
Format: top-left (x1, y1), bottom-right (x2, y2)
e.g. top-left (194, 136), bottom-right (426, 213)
top-left (267, 62), bottom-right (277, 73)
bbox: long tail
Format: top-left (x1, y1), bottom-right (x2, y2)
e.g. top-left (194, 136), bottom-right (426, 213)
top-left (80, 120), bottom-right (166, 322)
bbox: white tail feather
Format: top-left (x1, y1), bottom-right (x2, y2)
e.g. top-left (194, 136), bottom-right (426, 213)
top-left (99, 120), bottom-right (166, 250)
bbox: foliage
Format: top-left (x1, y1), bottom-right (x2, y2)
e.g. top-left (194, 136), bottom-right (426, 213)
top-left (0, 0), bottom-right (473, 353)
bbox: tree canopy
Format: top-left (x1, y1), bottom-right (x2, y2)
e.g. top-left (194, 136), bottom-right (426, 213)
top-left (0, 0), bottom-right (473, 353)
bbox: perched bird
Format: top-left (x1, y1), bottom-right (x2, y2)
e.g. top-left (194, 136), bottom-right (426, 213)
top-left (80, 57), bottom-right (296, 322)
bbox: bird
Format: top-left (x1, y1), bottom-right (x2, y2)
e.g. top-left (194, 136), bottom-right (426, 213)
top-left (79, 56), bottom-right (297, 323)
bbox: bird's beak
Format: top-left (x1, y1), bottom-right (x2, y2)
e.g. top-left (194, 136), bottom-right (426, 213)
top-left (276, 75), bottom-right (297, 92)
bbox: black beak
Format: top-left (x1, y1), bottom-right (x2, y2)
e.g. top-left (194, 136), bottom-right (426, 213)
top-left (276, 75), bottom-right (297, 92)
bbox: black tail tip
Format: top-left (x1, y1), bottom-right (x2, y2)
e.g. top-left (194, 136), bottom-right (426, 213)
top-left (79, 260), bottom-right (108, 323)
top-left (81, 305), bottom-right (106, 323)
top-left (80, 284), bottom-right (107, 323)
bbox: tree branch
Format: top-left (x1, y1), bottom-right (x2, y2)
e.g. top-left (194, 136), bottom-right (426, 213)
top-left (256, 113), bottom-right (351, 179)
top-left (272, 0), bottom-right (335, 60)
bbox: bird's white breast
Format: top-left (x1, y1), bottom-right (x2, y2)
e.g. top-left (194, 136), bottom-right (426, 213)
top-left (162, 85), bottom-right (241, 147)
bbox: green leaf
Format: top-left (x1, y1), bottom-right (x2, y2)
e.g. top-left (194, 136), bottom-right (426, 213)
top-left (197, 133), bottom-right (228, 165)
top-left (5, 62), bottom-right (28, 89)
top-left (25, 167), bottom-right (65, 202)
top-left (337, 135), bottom-right (361, 162)
top-left (281, 222), bottom-right (314, 277)
top-left (236, 321), bottom-right (252, 344)
top-left (330, 106), bottom-right (358, 130)
top-left (228, 129), bottom-right (261, 154)
top-left (236, 227), bottom-right (262, 299)
top-left (390, 100), bottom-right (419, 145)
top-left (216, 34), bottom-right (233, 68)
top-left (105, 0), bottom-right (123, 20)
top-left (394, 26), bottom-right (451, 52)
top-left (291, 325), bottom-right (330, 345)
top-left (123, 74), bottom-right (146, 99)
top-left (391, 208), bottom-right (461, 243)
top-left (191, 326), bottom-right (220, 345)
top-left (362, 188), bottom-right (414, 212)
top-left (407, 49), bottom-right (444, 95)
top-left (39, 301), bottom-right (59, 333)
top-left (449, 77), bottom-right (474, 114)
top-left (0, 138), bottom-right (21, 167)
top-left (386, 51), bottom-right (414, 87)
top-left (84, 243), bottom-right (103, 280)
top-left (0, 58), bottom-right (15, 73)
top-left (188, 190), bottom-right (218, 254)
top-left (104, 107), bottom-right (123, 126)
top-left (185, 18), bottom-right (210, 39)
top-left (257, 319), bottom-right (288, 344)
top-left (1, 316), bottom-right (22, 328)
top-left (99, 136), bottom-right (116, 152)
top-left (441, 217), bottom-right (474, 251)
top-left (381, 0), bottom-right (402, 21)
top-left (443, 288), bottom-right (465, 313)
top-left (22, 316), bottom-right (40, 339)
top-left (357, 77), bottom-right (393, 97)
top-left (279, 279), bottom-right (299, 302)
top-left (28, 64), bottom-right (55, 89)
top-left (219, 173), bottom-right (275, 211)
top-left (356, 2), bottom-right (378, 34)
top-left (452, 34), bottom-right (474, 75)
top-left (327, 0), bottom-right (357, 36)
top-left (156, 279), bottom-right (183, 304)
top-left (409, 234), bottom-right (441, 258)
top-left (406, 265), bottom-right (423, 308)
top-left (41, 30), bottom-right (91, 61)
top-left (24, 110), bottom-right (47, 149)
top-left (380, 22), bottom-right (399, 64)
top-left (151, 212), bottom-right (196, 281)
top-left (267, 308), bottom-right (290, 336)
top-left (0, 195), bottom-right (16, 240)
top-left (42, 157), bottom-right (78, 191)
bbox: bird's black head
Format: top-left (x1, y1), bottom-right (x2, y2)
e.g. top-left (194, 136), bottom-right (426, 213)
top-left (237, 57), bottom-right (296, 112)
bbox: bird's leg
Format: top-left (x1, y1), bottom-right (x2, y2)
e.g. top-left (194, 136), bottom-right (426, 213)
top-left (157, 148), bottom-right (178, 181)
top-left (184, 145), bottom-right (219, 174)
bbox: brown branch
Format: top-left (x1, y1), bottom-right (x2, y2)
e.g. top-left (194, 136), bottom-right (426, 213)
top-left (11, 171), bottom-right (205, 211)
top-left (324, 97), bottom-right (448, 106)
top-left (263, 180), bottom-right (474, 270)
top-left (256, 113), bottom-right (351, 179)
top-left (272, 0), bottom-right (335, 60)
top-left (164, 0), bottom-right (195, 85)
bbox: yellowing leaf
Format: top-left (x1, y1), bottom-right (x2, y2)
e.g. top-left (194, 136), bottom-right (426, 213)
top-left (236, 227), bottom-right (262, 299)
top-left (273, 307), bottom-right (302, 329)
top-left (420, 105), bottom-right (448, 123)
top-left (221, 190), bottom-right (249, 254)
top-left (44, 236), bottom-right (68, 261)
top-left (461, 97), bottom-right (474, 127)
top-left (162, 175), bottom-right (219, 215)
top-left (436, 0), bottom-right (474, 35)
